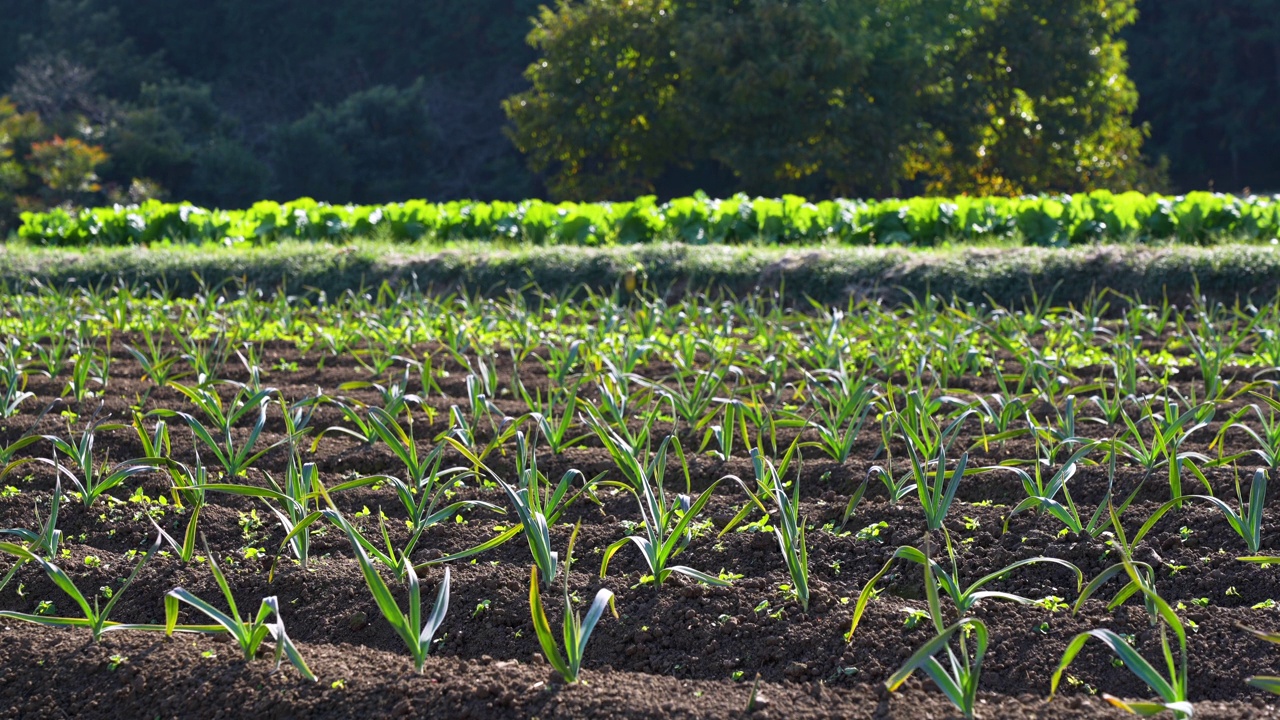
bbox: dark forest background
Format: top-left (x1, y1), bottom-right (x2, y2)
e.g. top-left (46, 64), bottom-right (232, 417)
top-left (0, 0), bottom-right (1274, 214)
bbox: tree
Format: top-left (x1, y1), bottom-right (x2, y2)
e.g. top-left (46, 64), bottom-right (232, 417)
top-left (0, 97), bottom-right (109, 230)
top-left (506, 0), bottom-right (923, 198)
top-left (505, 0), bottom-right (1155, 200)
top-left (270, 80), bottom-right (439, 204)
top-left (0, 99), bottom-right (45, 224)
top-left (105, 81), bottom-right (269, 206)
top-left (673, 0), bottom-right (929, 197)
top-left (504, 0), bottom-right (687, 200)
top-left (909, 0), bottom-right (1153, 195)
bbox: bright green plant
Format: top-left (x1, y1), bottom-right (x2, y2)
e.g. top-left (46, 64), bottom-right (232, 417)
top-left (63, 345), bottom-right (107, 402)
top-left (42, 419), bottom-right (157, 508)
top-left (882, 555), bottom-right (988, 719)
top-left (1127, 466), bottom-right (1268, 555)
top-left (534, 338), bottom-right (584, 387)
top-left (425, 431), bottom-right (602, 571)
top-left (1088, 380), bottom-right (1132, 426)
top-left (1070, 503), bottom-right (1162, 614)
top-left (365, 405), bottom-right (456, 491)
top-left (0, 341), bottom-right (33, 418)
top-left (32, 330), bottom-right (72, 380)
top-left (283, 503), bottom-right (419, 583)
top-left (172, 329), bottom-right (232, 386)
top-left (165, 541), bottom-right (316, 681)
top-left (801, 367), bottom-right (877, 464)
top-left (591, 427), bottom-right (748, 587)
top-left (333, 430), bottom-right (495, 535)
top-left (847, 542), bottom-right (1082, 640)
top-left (864, 462), bottom-right (918, 505)
top-left (447, 432), bottom-right (598, 587)
top-left (260, 457), bottom-right (320, 568)
top-left (166, 384), bottom-right (281, 478)
top-left (889, 390), bottom-right (972, 463)
top-left (444, 365), bottom-right (506, 452)
top-left (1212, 395), bottom-right (1280, 473)
top-left (530, 523), bottom-right (616, 684)
top-left (132, 412), bottom-right (171, 463)
top-left (699, 397), bottom-right (754, 462)
top-left (887, 617), bottom-right (989, 719)
top-left (19, 193), bottom-right (1280, 248)
top-left (444, 375), bottom-right (518, 463)
top-left (1001, 442), bottom-right (1101, 535)
top-left (0, 534), bottom-right (183, 641)
top-left (641, 364), bottom-right (726, 432)
top-left (337, 365), bottom-right (421, 420)
top-left (1180, 301), bottom-right (1256, 402)
top-left (600, 476), bottom-right (730, 587)
top-left (335, 510), bottom-right (450, 673)
top-left (1050, 557), bottom-right (1192, 718)
top-left (0, 478), bottom-right (64, 589)
top-left (1115, 399), bottom-right (1213, 506)
top-left (514, 372), bottom-right (586, 454)
top-left (1072, 560), bottom-right (1159, 617)
top-left (967, 392), bottom-right (1030, 451)
top-left (310, 396), bottom-right (380, 447)
top-left (0, 477), bottom-right (63, 558)
top-left (905, 440), bottom-right (970, 532)
top-left (594, 368), bottom-right (659, 449)
top-left (758, 450), bottom-right (809, 611)
top-left (1029, 396), bottom-right (1091, 461)
top-left (123, 331), bottom-right (188, 388)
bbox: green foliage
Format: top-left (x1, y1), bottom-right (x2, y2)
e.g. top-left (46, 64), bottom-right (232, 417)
top-left (165, 541), bottom-right (316, 680)
top-left (672, 0), bottom-right (927, 196)
top-left (911, 0), bottom-right (1153, 195)
top-left (0, 97), bottom-right (109, 232)
top-left (20, 190), bottom-right (1280, 248)
top-left (847, 544), bottom-right (1082, 640)
top-left (0, 534), bottom-right (184, 642)
top-left (333, 510), bottom-right (451, 673)
top-left (42, 417), bottom-right (156, 508)
top-left (503, 0), bottom-right (684, 200)
top-left (882, 545), bottom-right (989, 718)
top-left (506, 0), bottom-right (1153, 199)
top-left (1050, 556), bottom-right (1192, 718)
top-left (2, 0), bottom-right (540, 207)
top-left (529, 522), bottom-right (616, 684)
top-left (764, 451), bottom-right (810, 611)
top-left (271, 80), bottom-right (438, 204)
top-left (106, 81), bottom-right (268, 207)
top-left (887, 617), bottom-right (989, 718)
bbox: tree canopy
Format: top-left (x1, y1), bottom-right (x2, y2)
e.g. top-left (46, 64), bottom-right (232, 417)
top-left (506, 0), bottom-right (1156, 199)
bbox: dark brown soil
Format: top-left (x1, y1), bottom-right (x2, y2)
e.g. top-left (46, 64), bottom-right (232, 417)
top-left (3, 342), bottom-right (1280, 718)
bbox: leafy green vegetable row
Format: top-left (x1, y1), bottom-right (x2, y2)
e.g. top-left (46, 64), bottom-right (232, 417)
top-left (15, 190), bottom-right (1280, 248)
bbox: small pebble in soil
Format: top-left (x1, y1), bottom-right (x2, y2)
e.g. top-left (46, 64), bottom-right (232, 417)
top-left (784, 662), bottom-right (808, 679)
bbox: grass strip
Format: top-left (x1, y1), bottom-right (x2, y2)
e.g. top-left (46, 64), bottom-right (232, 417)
top-left (4, 240), bottom-right (1280, 306)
